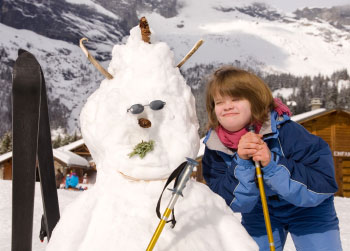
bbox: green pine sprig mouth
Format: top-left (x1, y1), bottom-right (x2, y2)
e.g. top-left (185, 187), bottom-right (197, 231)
top-left (128, 140), bottom-right (155, 159)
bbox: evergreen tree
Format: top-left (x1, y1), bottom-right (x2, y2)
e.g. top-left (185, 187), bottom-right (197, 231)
top-left (52, 135), bottom-right (62, 149)
top-left (325, 83), bottom-right (338, 109)
top-left (0, 131), bottom-right (12, 154)
top-left (61, 134), bottom-right (71, 146)
top-left (71, 131), bottom-right (81, 142)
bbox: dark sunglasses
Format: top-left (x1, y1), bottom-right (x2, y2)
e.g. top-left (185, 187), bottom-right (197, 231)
top-left (127, 100), bottom-right (166, 114)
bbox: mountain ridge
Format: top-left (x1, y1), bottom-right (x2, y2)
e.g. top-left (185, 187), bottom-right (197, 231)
top-left (0, 0), bottom-right (349, 138)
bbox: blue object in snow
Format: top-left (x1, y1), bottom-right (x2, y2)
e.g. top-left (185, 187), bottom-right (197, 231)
top-left (65, 173), bottom-right (79, 188)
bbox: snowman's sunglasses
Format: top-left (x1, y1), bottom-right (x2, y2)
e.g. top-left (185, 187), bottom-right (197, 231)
top-left (127, 100), bottom-right (166, 114)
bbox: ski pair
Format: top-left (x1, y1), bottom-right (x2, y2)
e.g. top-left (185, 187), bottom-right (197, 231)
top-left (12, 50), bottom-right (60, 251)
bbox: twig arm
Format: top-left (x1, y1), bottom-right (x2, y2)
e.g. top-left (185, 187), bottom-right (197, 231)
top-left (176, 39), bottom-right (204, 68)
top-left (79, 38), bottom-right (113, 80)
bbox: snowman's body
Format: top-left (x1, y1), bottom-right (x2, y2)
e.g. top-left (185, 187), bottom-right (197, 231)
top-left (46, 25), bottom-right (258, 251)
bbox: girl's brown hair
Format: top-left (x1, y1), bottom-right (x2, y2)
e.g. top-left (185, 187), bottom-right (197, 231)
top-left (206, 66), bottom-right (275, 129)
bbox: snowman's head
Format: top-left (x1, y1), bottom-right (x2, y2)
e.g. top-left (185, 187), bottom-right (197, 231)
top-left (80, 18), bottom-right (200, 180)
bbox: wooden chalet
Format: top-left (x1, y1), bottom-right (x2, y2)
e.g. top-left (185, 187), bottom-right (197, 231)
top-left (2, 107), bottom-right (349, 195)
top-left (57, 139), bottom-right (96, 183)
top-left (292, 108), bottom-right (350, 197)
top-left (0, 152), bottom-right (12, 180)
top-left (0, 139), bottom-right (95, 183)
top-left (195, 107), bottom-right (350, 197)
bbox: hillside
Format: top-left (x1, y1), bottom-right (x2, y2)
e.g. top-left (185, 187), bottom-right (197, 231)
top-left (0, 0), bottom-right (349, 137)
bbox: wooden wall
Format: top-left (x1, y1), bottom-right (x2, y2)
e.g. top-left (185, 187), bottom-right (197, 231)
top-left (300, 110), bottom-right (350, 197)
top-left (3, 160), bottom-right (12, 180)
top-left (340, 160), bottom-right (350, 197)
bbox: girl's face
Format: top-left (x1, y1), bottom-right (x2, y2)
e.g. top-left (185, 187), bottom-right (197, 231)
top-left (214, 94), bottom-right (251, 132)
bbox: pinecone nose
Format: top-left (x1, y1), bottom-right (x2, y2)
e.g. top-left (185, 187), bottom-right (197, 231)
top-left (138, 118), bottom-right (151, 128)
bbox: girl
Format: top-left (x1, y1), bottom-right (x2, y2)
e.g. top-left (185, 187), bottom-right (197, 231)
top-left (202, 66), bottom-right (342, 251)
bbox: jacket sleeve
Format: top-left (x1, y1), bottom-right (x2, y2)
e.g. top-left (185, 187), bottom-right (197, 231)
top-left (262, 120), bottom-right (338, 207)
top-left (202, 147), bottom-right (260, 213)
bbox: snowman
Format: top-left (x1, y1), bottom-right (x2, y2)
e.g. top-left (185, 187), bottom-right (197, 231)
top-left (46, 18), bottom-right (258, 251)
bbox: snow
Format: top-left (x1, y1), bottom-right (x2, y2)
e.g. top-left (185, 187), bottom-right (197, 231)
top-left (2, 1), bottom-right (350, 134)
top-left (78, 26), bottom-right (201, 180)
top-left (338, 79), bottom-right (350, 92)
top-left (57, 139), bottom-right (84, 152)
top-left (50, 128), bottom-right (67, 141)
top-left (2, 1), bottom-right (350, 249)
top-left (291, 108), bottom-right (326, 122)
top-left (0, 147), bottom-right (88, 168)
top-left (41, 24), bottom-right (260, 251)
top-left (272, 87), bottom-right (294, 99)
top-left (227, 0), bottom-right (350, 13)
top-left (52, 149), bottom-right (89, 167)
top-left (139, 0), bottom-right (350, 76)
top-left (0, 21), bottom-right (108, 133)
top-left (251, 0), bottom-right (350, 12)
top-left (0, 152), bottom-right (12, 164)
top-left (0, 145), bottom-right (90, 167)
top-left (198, 137), bottom-right (206, 157)
top-left (64, 0), bottom-right (119, 19)
top-left (1, 180), bottom-right (349, 251)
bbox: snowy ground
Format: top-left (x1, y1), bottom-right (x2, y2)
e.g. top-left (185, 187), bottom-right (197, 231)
top-left (0, 180), bottom-right (349, 250)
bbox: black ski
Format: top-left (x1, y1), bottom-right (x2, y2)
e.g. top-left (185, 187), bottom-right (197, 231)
top-left (12, 49), bottom-right (60, 251)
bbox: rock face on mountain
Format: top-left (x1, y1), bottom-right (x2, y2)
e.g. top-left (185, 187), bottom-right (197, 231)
top-left (0, 0), bottom-right (126, 46)
top-left (94, 0), bottom-right (179, 21)
top-left (0, 0), bottom-right (349, 138)
top-left (0, 0), bottom-right (179, 44)
top-left (294, 5), bottom-right (350, 32)
top-left (0, 0), bottom-right (182, 137)
top-left (218, 2), bottom-right (283, 21)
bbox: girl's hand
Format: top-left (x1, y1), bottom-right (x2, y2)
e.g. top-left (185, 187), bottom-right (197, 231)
top-left (252, 141), bottom-right (271, 167)
top-left (237, 132), bottom-right (263, 160)
top-left (237, 132), bottom-right (271, 166)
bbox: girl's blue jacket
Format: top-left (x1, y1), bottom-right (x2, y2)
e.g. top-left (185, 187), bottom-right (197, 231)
top-left (202, 111), bottom-right (339, 230)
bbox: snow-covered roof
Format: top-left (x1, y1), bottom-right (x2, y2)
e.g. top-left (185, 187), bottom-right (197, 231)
top-left (2, 108), bottom-right (342, 163)
top-left (53, 149), bottom-right (90, 167)
top-left (291, 108), bottom-right (327, 122)
top-left (0, 152), bottom-right (12, 163)
top-left (57, 138), bottom-right (85, 151)
top-left (0, 148), bottom-right (89, 168)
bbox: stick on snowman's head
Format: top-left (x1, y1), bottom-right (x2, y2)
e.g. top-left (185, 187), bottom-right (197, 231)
top-left (79, 17), bottom-right (202, 181)
top-left (79, 17), bottom-right (203, 80)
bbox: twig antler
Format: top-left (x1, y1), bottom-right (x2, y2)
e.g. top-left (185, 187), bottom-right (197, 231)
top-left (79, 17), bottom-right (203, 79)
top-left (176, 39), bottom-right (204, 68)
top-left (139, 17), bottom-right (151, 43)
top-left (79, 38), bottom-right (113, 80)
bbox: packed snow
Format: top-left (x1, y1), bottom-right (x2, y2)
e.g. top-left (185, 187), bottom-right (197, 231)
top-left (2, 1), bottom-right (350, 249)
top-left (52, 149), bottom-right (89, 167)
top-left (43, 25), bottom-right (259, 251)
top-left (290, 108), bottom-right (326, 122)
top-left (1, 180), bottom-right (350, 251)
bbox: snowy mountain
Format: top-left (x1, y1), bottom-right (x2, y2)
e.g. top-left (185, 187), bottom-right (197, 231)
top-left (0, 0), bottom-right (350, 137)
top-left (142, 1), bottom-right (350, 75)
